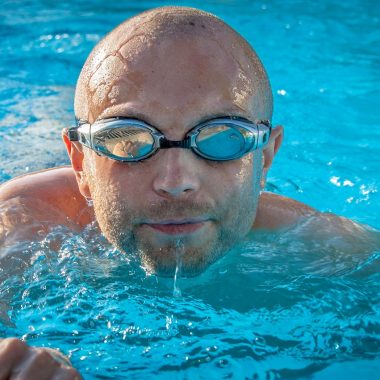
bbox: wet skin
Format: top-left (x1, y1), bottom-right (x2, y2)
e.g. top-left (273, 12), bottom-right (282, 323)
top-left (64, 33), bottom-right (286, 275)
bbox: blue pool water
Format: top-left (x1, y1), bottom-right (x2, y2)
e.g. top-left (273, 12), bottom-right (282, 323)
top-left (0, 0), bottom-right (379, 378)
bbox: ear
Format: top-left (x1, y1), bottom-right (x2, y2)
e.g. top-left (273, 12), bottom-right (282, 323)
top-left (62, 128), bottom-right (92, 199)
top-left (261, 125), bottom-right (284, 189)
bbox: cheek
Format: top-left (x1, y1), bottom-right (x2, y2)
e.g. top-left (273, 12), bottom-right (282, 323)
top-left (215, 153), bottom-right (262, 220)
top-left (208, 153), bottom-right (258, 194)
top-left (235, 155), bottom-right (255, 186)
top-left (85, 153), bottom-right (151, 204)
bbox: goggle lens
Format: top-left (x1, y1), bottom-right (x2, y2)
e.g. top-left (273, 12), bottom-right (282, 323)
top-left (196, 124), bottom-right (254, 159)
top-left (94, 127), bottom-right (155, 159)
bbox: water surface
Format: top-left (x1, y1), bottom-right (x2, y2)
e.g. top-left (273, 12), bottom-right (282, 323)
top-left (0, 0), bottom-right (379, 378)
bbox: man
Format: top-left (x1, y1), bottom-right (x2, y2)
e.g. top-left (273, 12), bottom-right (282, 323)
top-left (0, 6), bottom-right (375, 379)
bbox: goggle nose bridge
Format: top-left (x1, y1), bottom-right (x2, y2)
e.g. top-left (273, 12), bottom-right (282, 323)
top-left (159, 136), bottom-right (193, 149)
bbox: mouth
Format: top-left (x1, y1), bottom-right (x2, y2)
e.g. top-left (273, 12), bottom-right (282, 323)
top-left (142, 218), bottom-right (208, 235)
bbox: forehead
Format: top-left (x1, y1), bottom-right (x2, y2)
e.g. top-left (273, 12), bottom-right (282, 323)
top-left (82, 28), bottom-right (268, 132)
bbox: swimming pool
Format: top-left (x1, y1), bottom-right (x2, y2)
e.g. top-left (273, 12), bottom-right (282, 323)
top-left (0, 0), bottom-right (379, 378)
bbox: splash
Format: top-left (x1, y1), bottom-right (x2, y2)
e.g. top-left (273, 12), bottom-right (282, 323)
top-left (173, 239), bottom-right (184, 297)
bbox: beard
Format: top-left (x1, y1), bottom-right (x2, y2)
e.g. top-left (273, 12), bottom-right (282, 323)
top-left (84, 157), bottom-right (260, 277)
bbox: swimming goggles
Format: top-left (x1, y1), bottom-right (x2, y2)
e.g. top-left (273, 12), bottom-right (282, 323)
top-left (68, 116), bottom-right (272, 162)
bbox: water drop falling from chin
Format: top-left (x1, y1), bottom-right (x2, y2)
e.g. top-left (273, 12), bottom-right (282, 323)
top-left (173, 239), bottom-right (184, 297)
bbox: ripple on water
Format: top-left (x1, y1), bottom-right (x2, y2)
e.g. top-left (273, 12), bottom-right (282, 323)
top-left (0, 220), bottom-right (379, 378)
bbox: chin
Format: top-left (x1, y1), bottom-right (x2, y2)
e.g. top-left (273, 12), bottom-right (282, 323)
top-left (137, 244), bottom-right (224, 278)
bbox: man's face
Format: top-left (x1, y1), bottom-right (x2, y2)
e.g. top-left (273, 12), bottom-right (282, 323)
top-left (82, 35), bottom-right (266, 276)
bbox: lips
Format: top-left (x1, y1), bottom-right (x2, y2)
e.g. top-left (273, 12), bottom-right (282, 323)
top-left (143, 219), bottom-right (208, 235)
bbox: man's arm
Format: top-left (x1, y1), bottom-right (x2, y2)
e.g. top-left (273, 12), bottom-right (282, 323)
top-left (0, 193), bottom-right (83, 378)
top-left (0, 170), bottom-right (88, 378)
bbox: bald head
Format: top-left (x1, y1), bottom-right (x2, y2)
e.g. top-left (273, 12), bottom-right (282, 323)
top-left (74, 6), bottom-right (273, 124)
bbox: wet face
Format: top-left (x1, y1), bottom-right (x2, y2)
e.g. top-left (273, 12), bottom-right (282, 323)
top-left (80, 33), bottom-right (268, 276)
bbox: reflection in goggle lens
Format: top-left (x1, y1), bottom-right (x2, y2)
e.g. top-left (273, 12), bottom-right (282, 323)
top-left (95, 127), bottom-right (155, 158)
top-left (196, 124), bottom-right (253, 159)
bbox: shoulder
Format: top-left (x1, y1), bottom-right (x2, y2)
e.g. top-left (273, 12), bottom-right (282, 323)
top-left (0, 166), bottom-right (78, 203)
top-left (254, 191), bottom-right (316, 230)
top-left (254, 192), bottom-right (379, 253)
top-left (0, 167), bottom-right (91, 233)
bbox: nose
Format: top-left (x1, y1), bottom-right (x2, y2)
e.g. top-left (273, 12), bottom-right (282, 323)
top-left (152, 148), bottom-right (201, 198)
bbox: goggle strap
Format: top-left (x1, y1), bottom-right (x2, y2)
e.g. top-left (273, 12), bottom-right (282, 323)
top-left (257, 124), bottom-right (272, 147)
top-left (68, 128), bottom-right (79, 141)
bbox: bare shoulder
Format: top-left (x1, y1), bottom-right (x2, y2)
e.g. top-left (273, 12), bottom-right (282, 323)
top-left (0, 167), bottom-right (91, 242)
top-left (0, 166), bottom-right (79, 206)
top-left (254, 191), bottom-right (379, 253)
top-left (254, 192), bottom-right (316, 230)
